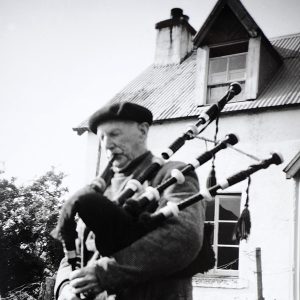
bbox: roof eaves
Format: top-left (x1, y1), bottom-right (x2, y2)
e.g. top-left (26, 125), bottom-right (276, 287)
top-left (72, 125), bottom-right (90, 136)
top-left (193, 0), bottom-right (226, 47)
top-left (283, 151), bottom-right (300, 179)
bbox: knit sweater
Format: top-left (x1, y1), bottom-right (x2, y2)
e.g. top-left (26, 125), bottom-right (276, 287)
top-left (54, 152), bottom-right (205, 300)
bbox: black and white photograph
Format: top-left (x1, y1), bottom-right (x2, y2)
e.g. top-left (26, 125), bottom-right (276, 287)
top-left (0, 0), bottom-right (300, 299)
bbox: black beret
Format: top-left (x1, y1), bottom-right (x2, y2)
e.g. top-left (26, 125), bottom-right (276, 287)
top-left (88, 102), bottom-right (153, 134)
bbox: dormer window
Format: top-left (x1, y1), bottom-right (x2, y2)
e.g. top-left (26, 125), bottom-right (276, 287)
top-left (193, 0), bottom-right (282, 107)
top-left (207, 41), bottom-right (248, 104)
top-left (207, 52), bottom-right (247, 103)
top-left (195, 38), bottom-right (274, 105)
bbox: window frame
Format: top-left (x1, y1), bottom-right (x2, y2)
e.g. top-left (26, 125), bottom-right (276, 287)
top-left (195, 37), bottom-right (261, 106)
top-left (205, 192), bottom-right (241, 277)
top-left (208, 52), bottom-right (247, 85)
top-left (207, 52), bottom-right (247, 104)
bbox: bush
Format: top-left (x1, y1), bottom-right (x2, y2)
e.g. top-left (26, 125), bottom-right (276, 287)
top-left (0, 168), bottom-right (68, 298)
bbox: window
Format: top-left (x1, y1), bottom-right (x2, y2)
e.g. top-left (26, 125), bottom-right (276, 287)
top-left (207, 53), bottom-right (246, 104)
top-left (205, 193), bottom-right (241, 276)
top-left (195, 38), bottom-right (264, 106)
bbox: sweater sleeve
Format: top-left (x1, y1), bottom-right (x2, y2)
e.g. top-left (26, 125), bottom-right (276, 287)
top-left (95, 162), bottom-right (205, 294)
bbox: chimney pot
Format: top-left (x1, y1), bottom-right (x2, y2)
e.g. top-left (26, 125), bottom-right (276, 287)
top-left (171, 8), bottom-right (183, 19)
top-left (182, 15), bottom-right (189, 22)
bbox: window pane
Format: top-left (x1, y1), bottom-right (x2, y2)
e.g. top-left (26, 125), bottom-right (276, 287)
top-left (228, 70), bottom-right (246, 81)
top-left (209, 73), bottom-right (227, 84)
top-left (228, 54), bottom-right (246, 81)
top-left (218, 222), bottom-right (239, 245)
top-left (219, 197), bottom-right (240, 221)
top-left (219, 197), bottom-right (240, 220)
top-left (207, 82), bottom-right (245, 104)
top-left (207, 85), bottom-right (228, 103)
top-left (217, 247), bottom-right (239, 270)
top-left (209, 58), bottom-right (227, 73)
top-left (208, 58), bottom-right (227, 84)
top-left (229, 54), bottom-right (246, 70)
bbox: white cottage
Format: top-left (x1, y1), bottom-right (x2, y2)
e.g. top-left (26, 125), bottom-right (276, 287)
top-left (73, 0), bottom-right (300, 299)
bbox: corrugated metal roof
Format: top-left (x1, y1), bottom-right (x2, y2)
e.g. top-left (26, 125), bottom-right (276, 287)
top-left (74, 33), bottom-right (300, 135)
top-left (271, 33), bottom-right (300, 58)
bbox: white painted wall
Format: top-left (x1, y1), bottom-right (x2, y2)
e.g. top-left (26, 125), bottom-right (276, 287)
top-left (84, 106), bottom-right (300, 300)
top-left (149, 108), bottom-right (300, 300)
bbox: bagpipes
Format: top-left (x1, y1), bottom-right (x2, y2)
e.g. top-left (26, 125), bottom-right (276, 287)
top-left (123, 133), bottom-right (238, 217)
top-left (140, 153), bottom-right (282, 225)
top-left (51, 82), bottom-right (282, 290)
top-left (51, 133), bottom-right (239, 271)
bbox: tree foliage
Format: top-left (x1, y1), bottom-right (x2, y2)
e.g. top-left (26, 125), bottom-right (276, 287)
top-left (0, 168), bottom-right (68, 297)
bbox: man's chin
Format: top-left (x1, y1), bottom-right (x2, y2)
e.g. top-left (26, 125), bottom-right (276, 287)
top-left (112, 158), bottom-right (129, 170)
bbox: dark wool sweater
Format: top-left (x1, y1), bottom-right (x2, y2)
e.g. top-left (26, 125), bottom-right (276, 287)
top-left (55, 152), bottom-right (205, 300)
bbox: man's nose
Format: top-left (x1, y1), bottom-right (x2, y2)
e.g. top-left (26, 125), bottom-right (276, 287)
top-left (103, 136), bottom-right (115, 150)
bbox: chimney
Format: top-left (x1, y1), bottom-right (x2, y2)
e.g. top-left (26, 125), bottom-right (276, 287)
top-left (154, 8), bottom-right (196, 66)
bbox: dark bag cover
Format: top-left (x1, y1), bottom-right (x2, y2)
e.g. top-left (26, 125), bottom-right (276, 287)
top-left (172, 223), bottom-right (216, 277)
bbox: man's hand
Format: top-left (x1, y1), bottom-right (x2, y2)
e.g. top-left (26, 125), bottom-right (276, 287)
top-left (58, 284), bottom-right (80, 300)
top-left (69, 264), bottom-right (102, 296)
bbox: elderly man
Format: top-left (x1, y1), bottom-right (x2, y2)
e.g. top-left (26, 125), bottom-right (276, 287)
top-left (54, 102), bottom-right (205, 300)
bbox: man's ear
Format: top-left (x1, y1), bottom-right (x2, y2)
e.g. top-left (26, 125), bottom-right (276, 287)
top-left (137, 122), bottom-right (149, 138)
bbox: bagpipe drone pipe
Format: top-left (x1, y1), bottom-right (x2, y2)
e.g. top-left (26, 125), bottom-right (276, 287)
top-left (123, 133), bottom-right (238, 217)
top-left (140, 153), bottom-right (282, 226)
top-left (115, 81), bottom-right (242, 206)
top-left (51, 82), bottom-right (249, 277)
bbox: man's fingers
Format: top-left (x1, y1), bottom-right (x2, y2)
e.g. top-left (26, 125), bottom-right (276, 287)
top-left (71, 282), bottom-right (99, 294)
top-left (70, 277), bottom-right (88, 288)
top-left (70, 273), bottom-right (98, 289)
top-left (69, 265), bottom-right (97, 281)
top-left (70, 274), bottom-right (98, 288)
top-left (58, 284), bottom-right (80, 300)
top-left (69, 265), bottom-right (100, 294)
top-left (69, 268), bottom-right (84, 280)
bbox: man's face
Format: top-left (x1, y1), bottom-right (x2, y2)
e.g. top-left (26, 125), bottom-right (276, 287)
top-left (97, 120), bottom-right (148, 169)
